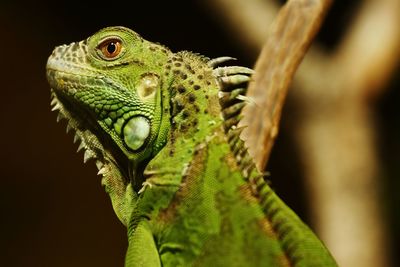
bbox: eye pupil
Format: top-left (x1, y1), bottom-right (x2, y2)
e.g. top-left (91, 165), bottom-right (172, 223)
top-left (99, 39), bottom-right (122, 59)
top-left (107, 42), bottom-right (116, 54)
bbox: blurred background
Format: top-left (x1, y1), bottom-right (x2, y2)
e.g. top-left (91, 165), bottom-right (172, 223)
top-left (0, 0), bottom-right (398, 266)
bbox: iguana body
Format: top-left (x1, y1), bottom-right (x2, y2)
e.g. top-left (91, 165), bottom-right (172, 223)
top-left (46, 26), bottom-right (337, 267)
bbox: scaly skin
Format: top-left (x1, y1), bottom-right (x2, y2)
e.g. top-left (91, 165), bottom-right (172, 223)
top-left (46, 26), bottom-right (337, 267)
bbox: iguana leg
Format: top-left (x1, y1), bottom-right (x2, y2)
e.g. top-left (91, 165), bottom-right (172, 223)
top-left (125, 220), bottom-right (161, 267)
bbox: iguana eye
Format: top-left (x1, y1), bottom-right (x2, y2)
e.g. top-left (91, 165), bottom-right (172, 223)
top-left (98, 39), bottom-right (122, 59)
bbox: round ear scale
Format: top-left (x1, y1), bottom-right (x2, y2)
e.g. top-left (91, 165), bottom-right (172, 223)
top-left (137, 73), bottom-right (159, 101)
top-left (123, 116), bottom-right (150, 151)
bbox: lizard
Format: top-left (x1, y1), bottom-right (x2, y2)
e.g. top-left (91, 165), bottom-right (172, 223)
top-left (46, 26), bottom-right (337, 267)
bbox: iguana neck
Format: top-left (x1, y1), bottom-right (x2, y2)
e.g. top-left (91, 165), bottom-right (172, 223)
top-left (127, 52), bottom-right (224, 229)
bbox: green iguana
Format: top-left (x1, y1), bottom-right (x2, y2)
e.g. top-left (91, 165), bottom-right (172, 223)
top-left (46, 26), bottom-right (337, 267)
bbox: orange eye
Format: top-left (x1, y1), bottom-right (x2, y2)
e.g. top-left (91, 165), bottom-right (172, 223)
top-left (99, 39), bottom-right (122, 59)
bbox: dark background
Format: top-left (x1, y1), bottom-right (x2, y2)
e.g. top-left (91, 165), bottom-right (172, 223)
top-left (1, 1), bottom-right (398, 266)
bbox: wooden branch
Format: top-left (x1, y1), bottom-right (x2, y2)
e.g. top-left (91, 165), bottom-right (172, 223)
top-left (331, 0), bottom-right (400, 99)
top-left (295, 0), bottom-right (400, 102)
top-left (239, 0), bottom-right (332, 171)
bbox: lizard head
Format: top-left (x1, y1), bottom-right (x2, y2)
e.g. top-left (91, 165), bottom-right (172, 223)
top-left (46, 26), bottom-right (172, 189)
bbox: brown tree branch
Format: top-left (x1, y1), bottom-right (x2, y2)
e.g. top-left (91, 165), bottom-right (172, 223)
top-left (296, 0), bottom-right (400, 101)
top-left (331, 0), bottom-right (400, 99)
top-left (238, 0), bottom-right (332, 171)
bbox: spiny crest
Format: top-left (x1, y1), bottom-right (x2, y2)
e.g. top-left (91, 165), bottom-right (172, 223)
top-left (177, 50), bottom-right (210, 63)
top-left (211, 58), bottom-right (319, 265)
top-left (210, 57), bottom-right (257, 178)
top-left (50, 90), bottom-right (105, 172)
